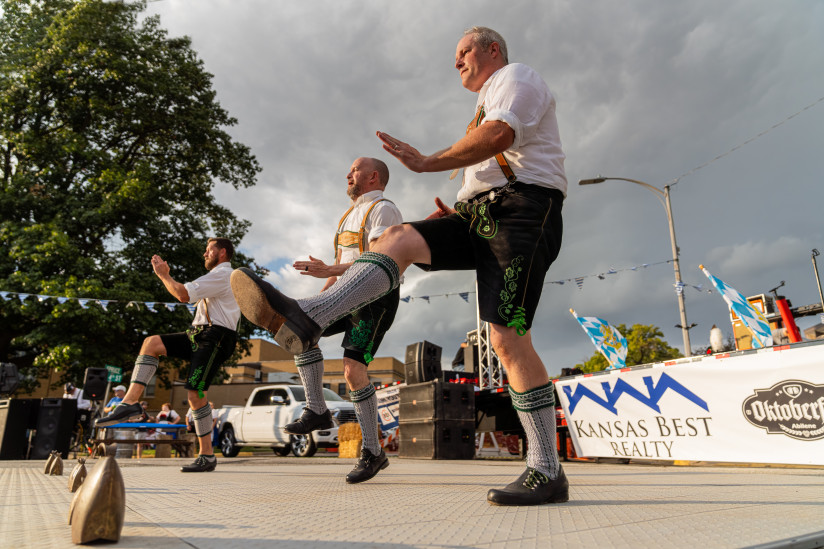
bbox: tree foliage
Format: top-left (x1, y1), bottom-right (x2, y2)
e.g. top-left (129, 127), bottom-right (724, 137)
top-left (575, 323), bottom-right (683, 373)
top-left (0, 0), bottom-right (263, 392)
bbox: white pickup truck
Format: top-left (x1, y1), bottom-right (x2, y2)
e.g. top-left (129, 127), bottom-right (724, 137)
top-left (216, 384), bottom-right (357, 457)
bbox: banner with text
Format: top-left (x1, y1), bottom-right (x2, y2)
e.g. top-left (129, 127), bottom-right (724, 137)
top-left (555, 341), bottom-right (824, 465)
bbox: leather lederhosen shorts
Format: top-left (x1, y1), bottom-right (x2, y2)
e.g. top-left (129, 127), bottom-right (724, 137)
top-left (408, 182), bottom-right (563, 334)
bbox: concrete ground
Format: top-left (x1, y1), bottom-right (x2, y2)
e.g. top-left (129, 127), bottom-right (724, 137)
top-left (2, 455), bottom-right (823, 549)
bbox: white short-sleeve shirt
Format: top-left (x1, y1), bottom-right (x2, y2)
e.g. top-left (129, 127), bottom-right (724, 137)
top-left (457, 63), bottom-right (567, 203)
top-left (184, 262), bottom-right (241, 330)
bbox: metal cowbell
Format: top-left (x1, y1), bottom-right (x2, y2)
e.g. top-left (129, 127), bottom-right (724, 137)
top-left (48, 453), bottom-right (64, 476)
top-left (68, 458), bottom-right (87, 492)
top-left (69, 456), bottom-right (126, 544)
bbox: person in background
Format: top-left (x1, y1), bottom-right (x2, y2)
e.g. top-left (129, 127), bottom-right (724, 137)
top-left (103, 385), bottom-right (126, 414)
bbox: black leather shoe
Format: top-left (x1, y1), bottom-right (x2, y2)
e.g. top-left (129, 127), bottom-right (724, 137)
top-left (487, 466), bottom-right (569, 506)
top-left (230, 267), bottom-right (321, 354)
top-left (346, 448), bottom-right (389, 484)
top-left (180, 455), bottom-right (217, 473)
top-left (95, 402), bottom-right (143, 427)
top-left (284, 408), bottom-right (334, 435)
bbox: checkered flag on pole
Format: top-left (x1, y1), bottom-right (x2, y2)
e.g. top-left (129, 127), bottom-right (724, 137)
top-left (569, 309), bottom-right (628, 369)
top-left (700, 265), bottom-right (773, 348)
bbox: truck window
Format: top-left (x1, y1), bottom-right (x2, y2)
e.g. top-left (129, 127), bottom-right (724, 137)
top-left (250, 389), bottom-right (274, 406)
top-left (272, 388), bottom-right (289, 404)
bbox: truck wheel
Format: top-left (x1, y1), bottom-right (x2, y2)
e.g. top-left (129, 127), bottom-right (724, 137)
top-left (219, 426), bottom-right (241, 457)
top-left (272, 446), bottom-right (291, 456)
top-left (290, 434), bottom-right (317, 458)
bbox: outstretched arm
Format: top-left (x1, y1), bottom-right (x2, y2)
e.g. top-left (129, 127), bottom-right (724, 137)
top-left (377, 121), bottom-right (514, 174)
top-left (151, 255), bottom-right (190, 302)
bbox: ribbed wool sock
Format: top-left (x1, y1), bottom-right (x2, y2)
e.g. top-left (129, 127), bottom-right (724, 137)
top-left (297, 252), bottom-right (400, 330)
top-left (509, 383), bottom-right (560, 479)
top-left (295, 348), bottom-right (328, 414)
top-left (350, 384), bottom-right (381, 455)
top-left (193, 403), bottom-right (213, 438)
top-left (131, 354), bottom-right (158, 387)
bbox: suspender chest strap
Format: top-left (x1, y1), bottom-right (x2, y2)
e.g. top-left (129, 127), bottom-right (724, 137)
top-left (467, 105), bottom-right (517, 183)
top-left (333, 198), bottom-right (391, 254)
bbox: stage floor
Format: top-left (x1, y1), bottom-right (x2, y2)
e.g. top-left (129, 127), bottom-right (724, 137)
top-left (2, 456), bottom-right (823, 548)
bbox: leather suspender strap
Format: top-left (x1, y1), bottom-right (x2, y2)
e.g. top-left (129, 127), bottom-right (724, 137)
top-left (334, 198), bottom-right (391, 253)
top-left (467, 105), bottom-right (517, 183)
top-left (333, 205), bottom-right (356, 253)
top-left (357, 198), bottom-right (388, 252)
top-left (198, 299), bottom-right (212, 326)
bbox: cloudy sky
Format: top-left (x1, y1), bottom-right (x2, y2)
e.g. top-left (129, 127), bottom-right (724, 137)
top-left (145, 0), bottom-right (824, 376)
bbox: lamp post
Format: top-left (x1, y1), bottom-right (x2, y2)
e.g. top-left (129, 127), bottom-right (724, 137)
top-left (579, 176), bottom-right (692, 357)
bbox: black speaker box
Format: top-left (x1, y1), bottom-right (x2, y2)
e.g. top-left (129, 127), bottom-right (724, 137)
top-left (404, 341), bottom-right (442, 385)
top-left (0, 399), bottom-right (39, 460)
top-left (31, 398), bottom-right (76, 459)
top-left (83, 367), bottom-right (108, 400)
top-left (462, 344), bottom-right (478, 375)
top-left (398, 419), bottom-right (475, 459)
top-left (399, 380), bottom-right (475, 422)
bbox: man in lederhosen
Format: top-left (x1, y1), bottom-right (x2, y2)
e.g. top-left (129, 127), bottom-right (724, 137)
top-left (231, 27), bottom-right (568, 505)
top-left (97, 238), bottom-right (239, 473)
top-left (287, 157), bottom-right (402, 483)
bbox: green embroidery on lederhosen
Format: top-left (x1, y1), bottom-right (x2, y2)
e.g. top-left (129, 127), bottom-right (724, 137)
top-left (186, 325), bottom-right (204, 351)
top-left (498, 255), bottom-right (528, 335)
top-left (454, 201), bottom-right (498, 239)
top-left (350, 319), bottom-right (375, 364)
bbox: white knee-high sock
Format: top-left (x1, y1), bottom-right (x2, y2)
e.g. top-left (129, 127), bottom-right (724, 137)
top-left (295, 348), bottom-right (327, 414)
top-left (509, 383), bottom-right (560, 479)
top-left (297, 252), bottom-right (399, 330)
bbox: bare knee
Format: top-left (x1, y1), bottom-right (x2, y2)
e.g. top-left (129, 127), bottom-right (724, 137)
top-left (140, 335), bottom-right (166, 356)
top-left (371, 224), bottom-right (430, 267)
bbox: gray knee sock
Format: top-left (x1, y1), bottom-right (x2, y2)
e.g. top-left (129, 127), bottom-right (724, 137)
top-left (350, 384), bottom-right (380, 455)
top-left (295, 348), bottom-right (327, 414)
top-left (193, 403), bottom-right (213, 438)
top-left (509, 383), bottom-right (559, 479)
top-left (131, 355), bottom-right (158, 387)
top-left (298, 252), bottom-right (400, 330)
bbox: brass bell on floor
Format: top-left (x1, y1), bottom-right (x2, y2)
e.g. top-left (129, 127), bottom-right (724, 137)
top-left (68, 456), bottom-right (125, 544)
top-left (47, 451), bottom-right (63, 476)
top-left (43, 450), bottom-right (59, 474)
top-left (68, 458), bottom-right (87, 492)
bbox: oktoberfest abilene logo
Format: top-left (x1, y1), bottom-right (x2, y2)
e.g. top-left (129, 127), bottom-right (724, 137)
top-left (742, 380), bottom-right (824, 441)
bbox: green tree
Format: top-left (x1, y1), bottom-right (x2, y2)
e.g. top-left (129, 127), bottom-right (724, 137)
top-left (575, 323), bottom-right (683, 373)
top-left (0, 0), bottom-right (263, 392)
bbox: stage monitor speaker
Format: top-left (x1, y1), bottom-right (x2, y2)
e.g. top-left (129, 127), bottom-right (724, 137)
top-left (0, 399), bottom-right (39, 460)
top-left (404, 341), bottom-right (442, 385)
top-left (0, 363), bottom-right (20, 395)
top-left (31, 398), bottom-right (76, 459)
top-left (83, 367), bottom-right (108, 400)
top-left (462, 344), bottom-right (478, 375)
top-left (398, 419), bottom-right (475, 459)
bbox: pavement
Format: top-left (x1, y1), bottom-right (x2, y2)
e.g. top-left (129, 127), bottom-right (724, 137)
top-left (2, 455), bottom-right (824, 549)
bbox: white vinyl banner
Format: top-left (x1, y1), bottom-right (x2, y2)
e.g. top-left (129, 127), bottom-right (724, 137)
top-left (555, 341), bottom-right (824, 465)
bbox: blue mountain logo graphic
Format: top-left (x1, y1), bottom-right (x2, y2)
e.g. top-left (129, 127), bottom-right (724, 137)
top-left (563, 372), bottom-right (709, 415)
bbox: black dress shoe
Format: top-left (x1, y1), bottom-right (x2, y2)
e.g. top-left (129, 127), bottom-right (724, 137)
top-left (346, 448), bottom-right (389, 484)
top-left (95, 402), bottom-right (143, 427)
top-left (180, 455), bottom-right (217, 473)
top-left (284, 408), bottom-right (334, 435)
top-left (487, 466), bottom-right (569, 506)
top-left (230, 268), bottom-right (321, 354)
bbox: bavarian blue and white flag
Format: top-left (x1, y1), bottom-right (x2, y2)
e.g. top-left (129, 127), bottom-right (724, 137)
top-left (569, 309), bottom-right (628, 369)
top-left (700, 265), bottom-right (773, 348)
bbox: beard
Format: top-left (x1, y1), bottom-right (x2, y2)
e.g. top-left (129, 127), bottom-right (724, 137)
top-left (205, 256), bottom-right (219, 270)
top-left (346, 182), bottom-right (362, 200)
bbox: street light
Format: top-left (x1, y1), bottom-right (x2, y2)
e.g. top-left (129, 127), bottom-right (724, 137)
top-left (579, 176), bottom-right (692, 357)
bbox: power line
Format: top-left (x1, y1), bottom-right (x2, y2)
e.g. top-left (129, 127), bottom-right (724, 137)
top-left (668, 94), bottom-right (824, 187)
